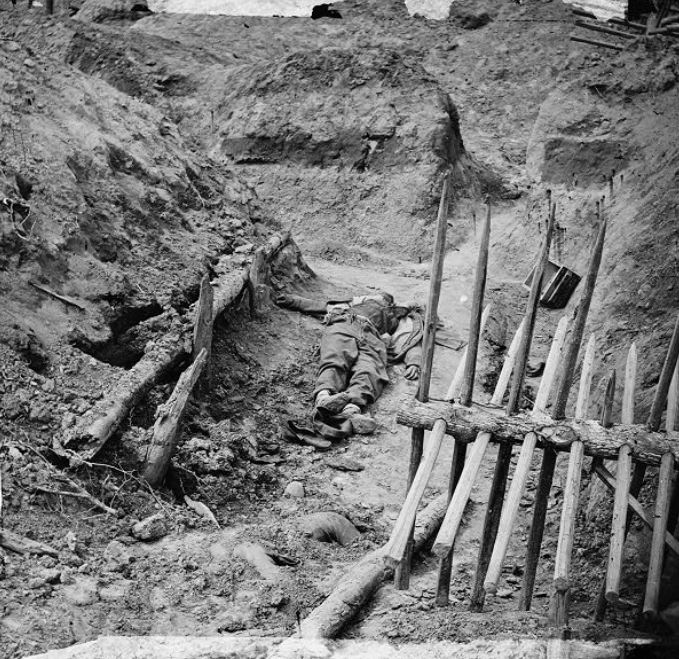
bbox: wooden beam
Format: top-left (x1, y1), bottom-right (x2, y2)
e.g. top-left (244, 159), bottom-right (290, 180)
top-left (575, 19), bottom-right (639, 39)
top-left (396, 399), bottom-right (679, 467)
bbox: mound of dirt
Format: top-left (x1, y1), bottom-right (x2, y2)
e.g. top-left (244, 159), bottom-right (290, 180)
top-left (205, 47), bottom-right (467, 259)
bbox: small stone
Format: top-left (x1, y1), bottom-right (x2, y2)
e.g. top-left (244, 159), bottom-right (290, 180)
top-left (130, 513), bottom-right (169, 542)
top-left (42, 379), bottom-right (55, 392)
top-left (325, 456), bottom-right (365, 472)
top-left (63, 577), bottom-right (99, 606)
top-left (234, 243), bottom-right (254, 254)
top-left (149, 586), bottom-right (170, 611)
top-left (284, 481), bottom-right (305, 498)
top-left (23, 58), bottom-right (35, 68)
top-left (349, 414), bottom-right (377, 435)
top-left (104, 540), bottom-right (132, 567)
top-left (29, 403), bottom-right (52, 423)
top-left (99, 580), bottom-right (132, 602)
top-left (331, 476), bottom-right (348, 490)
top-left (28, 577), bottom-right (45, 589)
top-left (39, 568), bottom-right (62, 584)
top-left (496, 588), bottom-right (514, 598)
top-left (65, 531), bottom-right (77, 552)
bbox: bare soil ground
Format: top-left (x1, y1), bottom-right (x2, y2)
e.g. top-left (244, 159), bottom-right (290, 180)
top-left (1, 1), bottom-right (678, 657)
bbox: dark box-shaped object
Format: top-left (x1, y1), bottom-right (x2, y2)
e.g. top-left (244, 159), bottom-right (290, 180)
top-left (523, 260), bottom-right (581, 309)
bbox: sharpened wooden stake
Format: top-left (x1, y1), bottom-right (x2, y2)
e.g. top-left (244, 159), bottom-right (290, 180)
top-left (460, 201), bottom-right (492, 407)
top-left (623, 343), bottom-right (638, 425)
top-left (534, 317), bottom-right (569, 414)
top-left (643, 452), bottom-right (675, 616)
top-left (648, 313), bottom-right (679, 432)
top-left (436, 313), bottom-right (522, 604)
top-left (575, 334), bottom-right (596, 420)
top-left (485, 316), bottom-right (570, 594)
top-left (666, 363), bottom-right (679, 533)
top-left (521, 208), bottom-right (607, 611)
top-left (507, 200), bottom-right (556, 415)
top-left (143, 349), bottom-right (208, 487)
top-left (385, 420), bottom-right (446, 567)
top-left (605, 443), bottom-right (632, 603)
top-left (396, 175), bottom-right (450, 589)
top-left (552, 439), bottom-right (585, 627)
top-left (601, 370), bottom-right (617, 429)
top-left (446, 305), bottom-right (492, 401)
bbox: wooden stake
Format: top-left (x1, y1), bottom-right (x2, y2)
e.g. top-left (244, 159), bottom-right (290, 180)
top-left (460, 201), bottom-right (492, 407)
top-left (384, 420), bottom-right (446, 567)
top-left (552, 439), bottom-right (585, 626)
top-left (436, 314), bottom-right (526, 604)
top-left (574, 334), bottom-right (596, 420)
top-left (436, 439), bottom-right (466, 605)
top-left (446, 305), bottom-right (492, 401)
top-left (193, 274), bottom-right (214, 394)
top-left (643, 452), bottom-right (675, 616)
top-left (594, 463), bottom-right (679, 557)
top-left (622, 343), bottom-right (638, 425)
top-left (601, 370), bottom-right (617, 429)
top-left (507, 201), bottom-right (556, 415)
top-left (432, 433), bottom-right (490, 558)
top-left (647, 313), bottom-right (679, 432)
top-left (605, 443), bottom-right (632, 603)
top-left (396, 174), bottom-right (450, 589)
top-left (534, 317), bottom-right (569, 414)
top-left (485, 317), bottom-right (570, 594)
top-left (142, 349), bottom-right (208, 487)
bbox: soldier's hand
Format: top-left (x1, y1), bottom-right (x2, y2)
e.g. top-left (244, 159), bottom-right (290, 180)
top-left (275, 293), bottom-right (294, 308)
top-left (404, 364), bottom-right (420, 380)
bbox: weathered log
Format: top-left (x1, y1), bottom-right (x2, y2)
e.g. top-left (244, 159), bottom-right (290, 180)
top-left (0, 529), bottom-right (59, 557)
top-left (570, 35), bottom-right (625, 50)
top-left (58, 259), bottom-right (252, 460)
top-left (534, 317), bottom-right (569, 414)
top-left (460, 201), bottom-right (491, 407)
top-left (142, 349), bottom-right (208, 487)
top-left (301, 492), bottom-right (449, 638)
top-left (575, 334), bottom-right (596, 421)
top-left (493, 319), bottom-right (527, 407)
top-left (397, 399), bottom-right (679, 466)
top-left (574, 19), bottom-right (639, 39)
top-left (396, 175), bottom-right (450, 589)
top-left (193, 274), bottom-right (214, 393)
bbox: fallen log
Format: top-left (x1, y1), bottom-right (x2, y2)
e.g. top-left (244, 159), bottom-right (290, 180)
top-left (570, 35), bottom-right (625, 50)
top-left (0, 529), bottom-right (59, 557)
top-left (397, 399), bottom-right (679, 466)
top-left (300, 493), bottom-right (448, 639)
top-left (142, 349), bottom-right (208, 487)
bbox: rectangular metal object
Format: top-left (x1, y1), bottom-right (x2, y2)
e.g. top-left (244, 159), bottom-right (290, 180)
top-left (523, 260), bottom-right (581, 309)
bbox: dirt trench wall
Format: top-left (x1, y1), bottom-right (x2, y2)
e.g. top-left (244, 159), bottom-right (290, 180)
top-left (504, 48), bottom-right (679, 420)
top-left (206, 48), bottom-right (470, 261)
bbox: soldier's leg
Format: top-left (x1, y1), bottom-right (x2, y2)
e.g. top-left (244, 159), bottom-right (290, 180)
top-left (312, 324), bottom-right (359, 402)
top-left (345, 333), bottom-right (390, 408)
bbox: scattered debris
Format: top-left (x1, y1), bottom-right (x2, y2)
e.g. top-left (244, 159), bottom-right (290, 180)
top-left (301, 512), bottom-right (360, 547)
top-left (130, 513), bottom-right (169, 542)
top-left (324, 456), bottom-right (365, 472)
top-left (233, 542), bottom-right (282, 581)
top-left (184, 495), bottom-right (220, 528)
top-left (284, 481), bottom-right (305, 498)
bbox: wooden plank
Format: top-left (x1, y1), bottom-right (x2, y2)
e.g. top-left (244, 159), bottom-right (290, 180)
top-left (396, 174), bottom-right (450, 589)
top-left (384, 419), bottom-right (446, 567)
top-left (446, 304), bottom-right (493, 401)
top-left (142, 349), bottom-right (208, 487)
top-left (643, 453), bottom-right (675, 615)
top-left (647, 313), bottom-right (679, 431)
top-left (575, 19), bottom-right (639, 39)
top-left (605, 444), bottom-right (632, 603)
top-left (552, 439), bottom-right (585, 626)
top-left (575, 334), bottom-right (596, 421)
top-left (534, 317), bottom-right (569, 414)
top-left (460, 202), bottom-right (492, 407)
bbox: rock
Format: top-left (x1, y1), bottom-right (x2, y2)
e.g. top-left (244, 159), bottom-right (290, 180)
top-left (325, 456), bottom-right (365, 472)
top-left (234, 243), bottom-right (254, 254)
top-left (496, 588), bottom-right (514, 598)
top-left (349, 414), bottom-right (377, 435)
top-left (214, 605), bottom-right (255, 632)
top-left (39, 568), bottom-right (62, 584)
top-left (63, 577), bottom-right (99, 606)
top-left (99, 580), bottom-right (132, 602)
top-left (103, 540), bottom-right (132, 567)
top-left (29, 403), bottom-right (52, 423)
top-left (300, 512), bottom-right (360, 546)
top-left (149, 586), bottom-right (170, 611)
top-left (28, 577), bottom-right (45, 589)
top-left (331, 476), bottom-right (348, 490)
top-left (284, 481), bottom-right (305, 498)
top-left (130, 513), bottom-right (169, 541)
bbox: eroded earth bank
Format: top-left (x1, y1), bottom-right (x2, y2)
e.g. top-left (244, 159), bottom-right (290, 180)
top-left (1, 1), bottom-right (679, 657)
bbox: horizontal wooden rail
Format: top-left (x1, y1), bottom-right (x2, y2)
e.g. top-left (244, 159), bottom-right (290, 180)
top-left (397, 398), bottom-right (679, 466)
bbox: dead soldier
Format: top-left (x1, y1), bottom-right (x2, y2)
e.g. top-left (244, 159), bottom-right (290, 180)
top-left (276, 291), bottom-right (424, 446)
